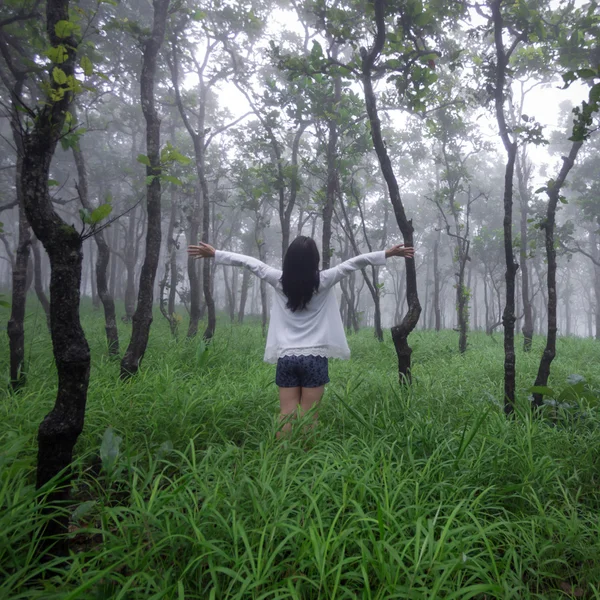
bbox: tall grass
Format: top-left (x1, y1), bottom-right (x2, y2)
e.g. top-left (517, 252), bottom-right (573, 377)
top-left (1, 306), bottom-right (599, 598)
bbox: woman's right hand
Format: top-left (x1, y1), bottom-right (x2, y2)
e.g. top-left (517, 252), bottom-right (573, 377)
top-left (187, 242), bottom-right (216, 259)
top-left (385, 244), bottom-right (415, 259)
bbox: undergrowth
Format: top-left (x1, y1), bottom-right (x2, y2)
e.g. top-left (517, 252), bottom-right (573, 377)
top-left (1, 306), bottom-right (599, 599)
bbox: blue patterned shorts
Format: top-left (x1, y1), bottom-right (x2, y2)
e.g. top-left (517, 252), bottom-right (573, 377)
top-left (276, 355), bottom-right (330, 388)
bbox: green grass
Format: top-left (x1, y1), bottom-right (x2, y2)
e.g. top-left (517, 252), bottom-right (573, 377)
top-left (1, 304), bottom-right (600, 599)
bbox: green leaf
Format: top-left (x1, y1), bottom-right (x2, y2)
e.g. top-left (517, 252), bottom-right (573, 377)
top-left (310, 41), bottom-right (323, 58)
top-left (196, 340), bottom-right (210, 370)
top-left (52, 67), bottom-right (67, 85)
top-left (80, 56), bottom-right (93, 77)
top-left (163, 175), bottom-right (183, 186)
top-left (90, 203), bottom-right (112, 224)
top-left (529, 386), bottom-right (555, 397)
top-left (576, 68), bottom-right (598, 79)
top-left (47, 45), bottom-right (68, 64)
top-left (100, 427), bottom-right (122, 473)
top-left (79, 208), bottom-right (92, 224)
top-left (55, 20), bottom-right (76, 39)
top-left (0, 300), bottom-right (10, 309)
top-left (566, 374), bottom-right (585, 385)
top-left (48, 179), bottom-right (59, 187)
top-left (72, 500), bottom-right (96, 523)
top-left (137, 154), bottom-right (151, 166)
top-left (145, 175), bottom-right (157, 185)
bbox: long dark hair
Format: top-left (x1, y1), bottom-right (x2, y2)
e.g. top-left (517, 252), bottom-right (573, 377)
top-left (281, 236), bottom-right (320, 312)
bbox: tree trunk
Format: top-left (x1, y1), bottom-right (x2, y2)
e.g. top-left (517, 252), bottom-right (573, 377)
top-left (73, 131), bottom-right (119, 355)
top-left (433, 228), bottom-right (441, 332)
top-left (256, 232), bottom-right (268, 337)
top-left (16, 0), bottom-right (91, 555)
top-left (31, 238), bottom-right (51, 330)
top-left (122, 208), bottom-right (137, 322)
top-left (238, 267), bottom-right (251, 324)
top-left (500, 149), bottom-right (518, 414)
top-left (109, 223), bottom-right (118, 299)
top-left (322, 44), bottom-right (341, 270)
top-left (491, 0), bottom-right (519, 415)
top-left (159, 191), bottom-right (179, 337)
top-left (361, 15), bottom-right (422, 382)
top-left (472, 273), bottom-right (478, 331)
top-left (593, 231), bottom-right (600, 340)
top-left (457, 257), bottom-right (468, 353)
top-left (89, 242), bottom-right (99, 309)
top-left (531, 142), bottom-right (582, 409)
top-left (516, 152), bottom-right (534, 351)
top-left (7, 197), bottom-right (31, 389)
top-left (564, 267), bottom-right (571, 337)
top-left (121, 0), bottom-right (171, 377)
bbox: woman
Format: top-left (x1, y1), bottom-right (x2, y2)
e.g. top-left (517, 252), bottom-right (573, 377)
top-left (188, 236), bottom-right (414, 436)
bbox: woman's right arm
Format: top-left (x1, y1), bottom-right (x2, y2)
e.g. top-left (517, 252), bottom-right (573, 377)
top-left (188, 243), bottom-right (282, 287)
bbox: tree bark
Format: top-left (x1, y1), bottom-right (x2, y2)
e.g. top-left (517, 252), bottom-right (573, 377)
top-left (31, 238), bottom-right (51, 330)
top-left (169, 40), bottom-right (216, 340)
top-left (6, 71), bottom-right (33, 389)
top-left (159, 190), bottom-right (179, 337)
top-left (531, 142), bottom-right (582, 408)
top-left (12, 0), bottom-right (91, 555)
top-left (108, 222), bottom-right (118, 299)
top-left (593, 230), bottom-right (600, 340)
top-left (433, 227), bottom-right (441, 332)
top-left (322, 44), bottom-right (341, 270)
top-left (516, 151), bottom-right (534, 351)
top-left (121, 0), bottom-right (171, 377)
top-left (360, 0), bottom-right (421, 382)
top-left (89, 243), bottom-right (99, 309)
top-left (492, 0), bottom-right (519, 415)
top-left (8, 195), bottom-right (31, 389)
top-left (72, 127), bottom-right (119, 355)
top-left (121, 207), bottom-right (138, 323)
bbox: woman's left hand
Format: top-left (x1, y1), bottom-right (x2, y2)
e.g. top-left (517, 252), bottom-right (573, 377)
top-left (385, 244), bottom-right (415, 259)
top-left (188, 242), bottom-right (216, 259)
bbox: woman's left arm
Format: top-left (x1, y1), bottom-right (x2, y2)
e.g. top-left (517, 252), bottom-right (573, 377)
top-left (320, 245), bottom-right (414, 289)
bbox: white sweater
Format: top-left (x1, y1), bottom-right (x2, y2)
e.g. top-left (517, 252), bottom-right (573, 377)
top-left (214, 250), bottom-right (387, 363)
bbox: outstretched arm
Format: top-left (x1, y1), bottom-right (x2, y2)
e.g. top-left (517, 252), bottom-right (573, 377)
top-left (188, 243), bottom-right (282, 287)
top-left (385, 244), bottom-right (415, 259)
top-left (320, 244), bottom-right (414, 289)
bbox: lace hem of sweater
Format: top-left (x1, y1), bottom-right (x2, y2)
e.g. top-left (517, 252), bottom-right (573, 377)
top-left (264, 346), bottom-right (350, 363)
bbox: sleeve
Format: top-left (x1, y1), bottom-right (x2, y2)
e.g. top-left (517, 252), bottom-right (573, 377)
top-left (320, 251), bottom-right (387, 290)
top-left (214, 250), bottom-right (282, 288)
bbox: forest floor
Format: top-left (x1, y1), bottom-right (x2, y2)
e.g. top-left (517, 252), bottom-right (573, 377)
top-left (1, 305), bottom-right (600, 599)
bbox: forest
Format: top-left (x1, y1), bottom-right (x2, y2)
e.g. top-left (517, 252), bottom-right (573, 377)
top-left (0, 0), bottom-right (599, 597)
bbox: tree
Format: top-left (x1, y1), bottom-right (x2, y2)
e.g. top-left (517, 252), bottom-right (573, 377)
top-left (72, 105), bottom-right (119, 355)
top-left (13, 0), bottom-right (92, 553)
top-left (120, 0), bottom-right (171, 378)
top-left (428, 102), bottom-right (486, 352)
top-left (0, 2), bottom-right (41, 388)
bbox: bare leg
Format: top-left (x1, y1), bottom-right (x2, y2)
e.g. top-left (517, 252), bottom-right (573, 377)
top-left (300, 385), bottom-right (325, 430)
top-left (278, 386), bottom-right (301, 438)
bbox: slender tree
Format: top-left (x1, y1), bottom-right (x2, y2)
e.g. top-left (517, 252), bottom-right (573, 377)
top-left (72, 106), bottom-right (119, 355)
top-left (121, 0), bottom-right (171, 377)
top-left (531, 141), bottom-right (583, 407)
top-left (359, 0), bottom-right (422, 381)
